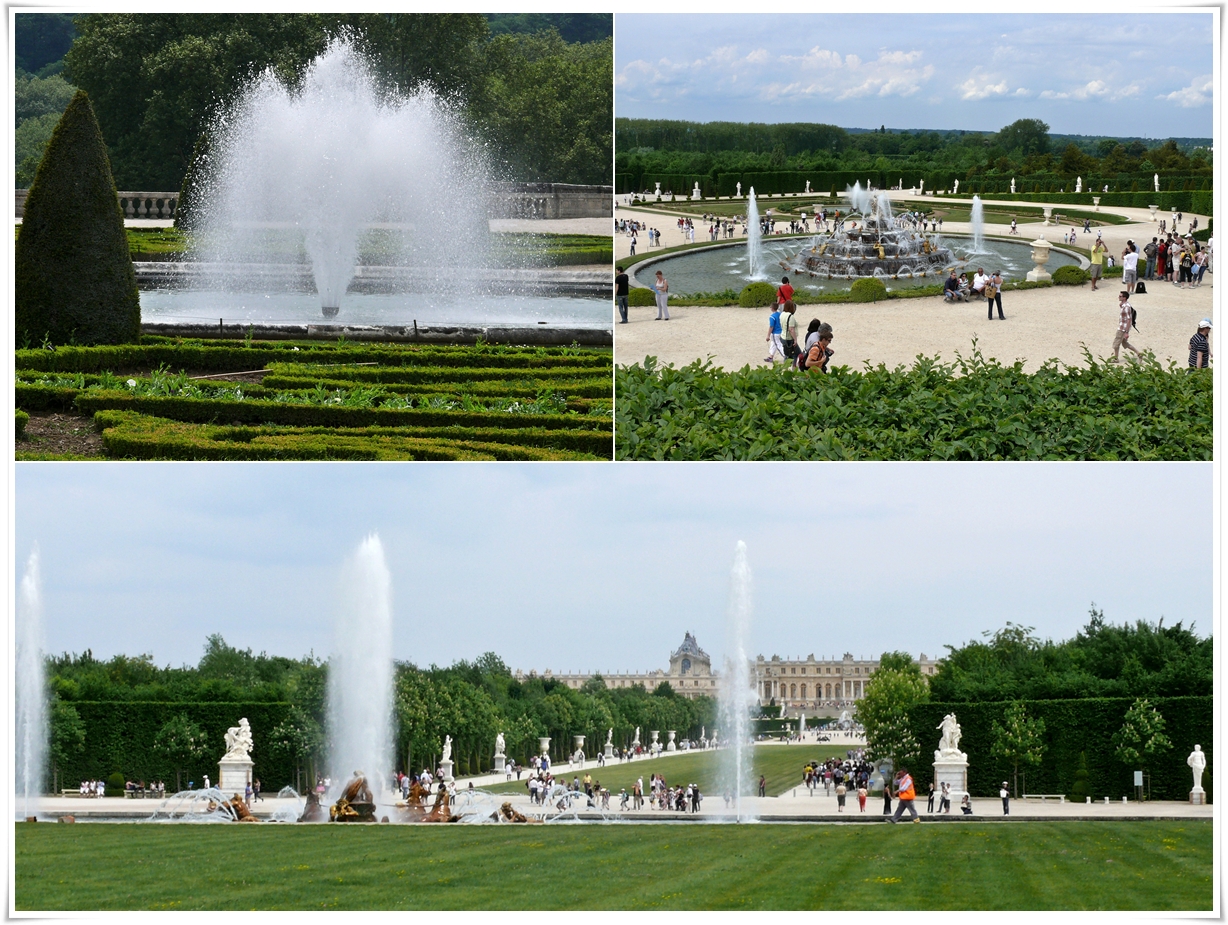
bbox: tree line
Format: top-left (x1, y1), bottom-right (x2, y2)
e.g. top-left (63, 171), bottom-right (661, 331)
top-left (616, 117), bottom-right (1211, 193)
top-left (15, 13), bottom-right (611, 189)
top-left (45, 635), bottom-right (713, 791)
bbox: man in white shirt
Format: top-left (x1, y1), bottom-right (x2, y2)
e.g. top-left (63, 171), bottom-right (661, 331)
top-left (972, 267), bottom-right (988, 299)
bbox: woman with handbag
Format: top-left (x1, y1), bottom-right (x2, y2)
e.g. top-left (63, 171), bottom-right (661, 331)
top-left (652, 270), bottom-right (670, 320)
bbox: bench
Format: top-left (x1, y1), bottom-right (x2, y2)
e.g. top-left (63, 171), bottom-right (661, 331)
top-left (60, 789), bottom-right (87, 798)
top-left (1021, 793), bottom-right (1066, 803)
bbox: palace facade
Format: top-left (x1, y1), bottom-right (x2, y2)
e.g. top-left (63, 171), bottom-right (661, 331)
top-left (517, 633), bottom-right (941, 714)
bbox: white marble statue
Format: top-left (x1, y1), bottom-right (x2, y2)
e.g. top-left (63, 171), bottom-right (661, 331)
top-left (919, 180), bottom-right (924, 193)
top-left (442, 735), bottom-right (452, 764)
top-left (953, 179), bottom-right (959, 194)
top-left (936, 713), bottom-right (963, 757)
top-left (1076, 176), bottom-right (1082, 193)
top-left (606, 728), bottom-right (613, 746)
top-left (805, 180), bottom-right (811, 193)
top-left (633, 726), bottom-right (641, 746)
top-left (1188, 745), bottom-right (1206, 791)
top-left (495, 732), bottom-right (505, 756)
top-left (1011, 177), bottom-right (1016, 194)
top-left (1155, 173), bottom-right (1160, 193)
top-left (736, 182), bottom-right (742, 198)
top-left (223, 718), bottom-right (254, 759)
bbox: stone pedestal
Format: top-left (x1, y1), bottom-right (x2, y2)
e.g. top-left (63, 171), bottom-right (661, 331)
top-left (1190, 788), bottom-right (1206, 805)
top-left (603, 743), bottom-right (614, 760)
top-left (692, 183), bottom-right (702, 200)
top-left (439, 759), bottom-right (454, 783)
top-left (667, 731), bottom-right (677, 752)
top-left (493, 755), bottom-right (506, 774)
top-left (218, 755), bottom-right (253, 797)
top-left (1026, 237), bottom-right (1053, 283)
top-left (933, 755), bottom-right (969, 801)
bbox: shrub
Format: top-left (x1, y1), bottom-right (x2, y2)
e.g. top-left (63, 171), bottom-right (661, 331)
top-left (1052, 265), bottom-right (1089, 286)
top-left (105, 771), bottom-right (125, 797)
top-left (849, 277), bottom-right (888, 302)
top-left (15, 91), bottom-right (139, 347)
top-left (738, 282), bottom-right (777, 307)
top-left (15, 410), bottom-right (29, 436)
top-left (628, 287), bottom-right (657, 307)
top-left (1070, 751), bottom-right (1092, 803)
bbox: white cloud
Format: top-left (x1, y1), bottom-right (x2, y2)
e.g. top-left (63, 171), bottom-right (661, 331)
top-left (1163, 75), bottom-right (1212, 107)
top-left (958, 71), bottom-right (1010, 101)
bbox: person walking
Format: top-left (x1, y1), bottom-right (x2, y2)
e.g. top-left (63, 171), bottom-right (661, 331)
top-left (765, 304), bottom-right (785, 363)
top-left (887, 768), bottom-right (919, 823)
top-left (1122, 243), bottom-right (1139, 294)
top-left (1000, 781), bottom-right (1010, 816)
top-left (836, 781), bottom-right (847, 812)
top-left (1189, 319), bottom-right (1212, 368)
top-left (758, 775), bottom-right (766, 797)
top-left (629, 232), bottom-right (637, 256)
top-left (986, 270), bottom-right (1004, 320)
top-left (614, 266), bottom-right (629, 324)
top-left (1090, 239), bottom-right (1107, 290)
top-left (1111, 291), bottom-right (1141, 363)
top-left (777, 275), bottom-right (795, 307)
top-left (652, 270), bottom-right (670, 320)
top-left (779, 301), bottom-right (799, 364)
top-left (857, 784), bottom-right (868, 813)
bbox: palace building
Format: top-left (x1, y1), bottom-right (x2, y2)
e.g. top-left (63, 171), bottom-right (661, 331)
top-left (517, 633), bottom-right (941, 715)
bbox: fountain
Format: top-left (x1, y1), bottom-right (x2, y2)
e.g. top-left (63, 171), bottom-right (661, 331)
top-left (718, 541), bottom-right (756, 822)
top-left (193, 38), bottom-right (489, 317)
top-left (970, 195), bottom-right (985, 253)
top-left (16, 547), bottom-right (45, 821)
top-left (326, 534), bottom-right (393, 817)
top-left (745, 188), bottom-right (763, 279)
top-left (780, 184), bottom-right (959, 282)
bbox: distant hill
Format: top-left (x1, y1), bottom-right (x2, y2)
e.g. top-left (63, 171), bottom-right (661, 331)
top-left (846, 125), bottom-right (1210, 153)
top-left (14, 12), bottom-right (78, 76)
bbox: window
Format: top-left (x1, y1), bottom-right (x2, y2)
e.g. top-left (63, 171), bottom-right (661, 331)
top-left (800, 684), bottom-right (807, 699)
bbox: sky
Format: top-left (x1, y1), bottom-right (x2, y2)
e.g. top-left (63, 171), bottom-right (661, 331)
top-left (13, 463), bottom-right (1213, 676)
top-left (615, 13), bottom-right (1215, 139)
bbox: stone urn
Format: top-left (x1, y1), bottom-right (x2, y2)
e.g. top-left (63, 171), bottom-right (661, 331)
top-left (667, 731), bottom-right (677, 752)
top-left (650, 730), bottom-right (660, 753)
top-left (1093, 197), bottom-right (1101, 212)
top-left (1042, 206), bottom-right (1054, 226)
top-left (1026, 237), bottom-right (1053, 283)
top-left (653, 182), bottom-right (661, 202)
top-left (539, 736), bottom-right (551, 759)
top-left (1149, 205), bottom-right (1158, 221)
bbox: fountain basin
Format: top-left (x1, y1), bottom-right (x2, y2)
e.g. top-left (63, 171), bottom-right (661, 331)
top-left (631, 236), bottom-right (1083, 297)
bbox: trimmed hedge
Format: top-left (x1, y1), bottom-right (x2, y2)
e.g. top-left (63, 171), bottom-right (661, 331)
top-left (15, 409), bottom-right (29, 436)
top-left (15, 91), bottom-right (139, 348)
top-left (48, 701), bottom-right (296, 793)
top-left (628, 288), bottom-right (657, 307)
top-left (908, 698), bottom-right (1211, 802)
top-left (73, 390), bottom-right (610, 433)
top-left (1052, 265), bottom-right (1090, 286)
top-left (93, 411), bottom-right (610, 460)
top-left (849, 277), bottom-right (888, 302)
top-left (15, 342), bottom-right (612, 374)
top-left (738, 282), bottom-right (777, 307)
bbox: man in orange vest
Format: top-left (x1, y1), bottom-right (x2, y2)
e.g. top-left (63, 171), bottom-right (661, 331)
top-left (887, 768), bottom-right (920, 824)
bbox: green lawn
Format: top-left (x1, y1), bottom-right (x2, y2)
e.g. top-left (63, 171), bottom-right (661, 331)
top-left (482, 743), bottom-right (849, 797)
top-left (15, 820), bottom-right (1211, 910)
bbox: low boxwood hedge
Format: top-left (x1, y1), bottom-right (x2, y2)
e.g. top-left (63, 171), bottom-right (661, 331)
top-left (849, 277), bottom-right (888, 302)
top-left (15, 409), bottom-right (29, 436)
top-left (1052, 265), bottom-right (1090, 286)
top-left (738, 282), bottom-right (777, 307)
top-left (628, 288), bottom-right (657, 307)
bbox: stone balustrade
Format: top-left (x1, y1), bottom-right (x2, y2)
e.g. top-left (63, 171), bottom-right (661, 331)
top-left (16, 182), bottom-right (612, 221)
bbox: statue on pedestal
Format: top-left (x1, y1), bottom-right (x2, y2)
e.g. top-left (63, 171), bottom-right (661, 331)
top-left (606, 728), bottom-right (613, 746)
top-left (1188, 745), bottom-right (1206, 792)
top-left (935, 713), bottom-right (963, 759)
top-left (442, 735), bottom-right (452, 764)
top-left (494, 732), bottom-right (505, 757)
top-left (1011, 177), bottom-right (1016, 194)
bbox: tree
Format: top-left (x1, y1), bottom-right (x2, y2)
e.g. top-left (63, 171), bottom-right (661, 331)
top-left (15, 90), bottom-right (140, 347)
top-left (1112, 697), bottom-right (1172, 796)
top-left (268, 706), bottom-right (323, 793)
top-left (858, 651), bottom-right (928, 771)
top-left (990, 701), bottom-right (1046, 797)
top-left (48, 698), bottom-right (86, 793)
top-left (995, 119), bottom-right (1050, 158)
top-left (153, 714), bottom-right (208, 792)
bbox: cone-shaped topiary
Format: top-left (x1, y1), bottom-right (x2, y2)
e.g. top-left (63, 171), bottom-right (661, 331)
top-left (15, 90), bottom-right (140, 347)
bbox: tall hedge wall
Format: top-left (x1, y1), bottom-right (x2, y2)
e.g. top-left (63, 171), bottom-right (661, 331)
top-left (51, 701), bottom-right (295, 792)
top-left (908, 697), bottom-right (1211, 802)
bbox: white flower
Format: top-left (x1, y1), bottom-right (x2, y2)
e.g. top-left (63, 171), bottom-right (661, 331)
top-left (126, 379), bottom-right (137, 388)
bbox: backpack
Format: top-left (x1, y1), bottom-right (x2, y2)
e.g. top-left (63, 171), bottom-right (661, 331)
top-left (1131, 306), bottom-right (1139, 332)
top-left (1134, 281), bottom-right (1146, 294)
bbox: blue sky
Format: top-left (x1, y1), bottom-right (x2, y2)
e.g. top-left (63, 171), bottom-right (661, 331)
top-left (616, 13), bottom-right (1215, 139)
top-left (14, 463), bottom-right (1213, 675)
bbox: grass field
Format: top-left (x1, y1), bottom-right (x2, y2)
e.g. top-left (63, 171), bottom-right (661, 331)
top-left (15, 820), bottom-right (1211, 910)
top-left (483, 743), bottom-right (848, 797)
